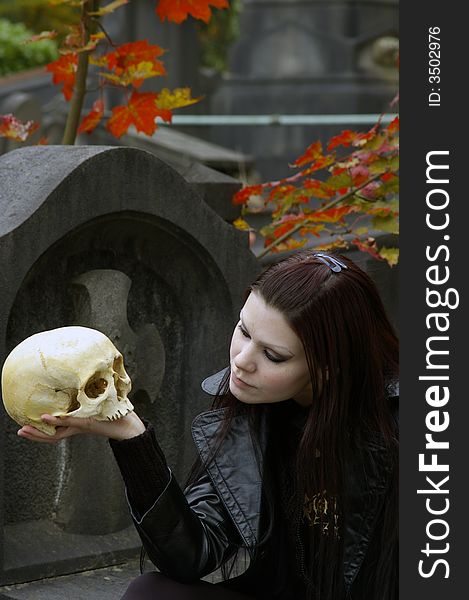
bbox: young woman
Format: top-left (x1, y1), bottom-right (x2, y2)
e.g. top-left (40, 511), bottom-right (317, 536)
top-left (18, 251), bottom-right (399, 600)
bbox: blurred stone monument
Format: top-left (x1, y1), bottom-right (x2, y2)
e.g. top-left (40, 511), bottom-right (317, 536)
top-left (0, 145), bottom-right (259, 584)
top-left (209, 0), bottom-right (399, 179)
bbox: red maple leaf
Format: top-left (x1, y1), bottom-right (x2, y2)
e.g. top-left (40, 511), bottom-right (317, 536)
top-left (273, 222), bottom-right (296, 239)
top-left (302, 155), bottom-right (336, 175)
top-left (303, 179), bottom-right (335, 199)
top-left (352, 237), bottom-right (383, 261)
top-left (353, 125), bottom-right (378, 147)
top-left (331, 166), bottom-right (347, 176)
top-left (104, 40), bottom-right (166, 86)
top-left (46, 53), bottom-right (78, 101)
top-left (156, 0), bottom-right (229, 24)
top-left (306, 206), bottom-right (353, 223)
top-left (386, 116), bottom-right (399, 135)
top-left (268, 184), bottom-right (296, 201)
top-left (290, 141), bottom-right (323, 168)
top-left (327, 130), bottom-right (359, 151)
top-left (380, 172), bottom-right (397, 183)
top-left (106, 91), bottom-right (172, 138)
top-left (78, 99), bottom-right (104, 135)
top-left (233, 184), bottom-right (264, 205)
top-left (351, 165), bottom-right (370, 187)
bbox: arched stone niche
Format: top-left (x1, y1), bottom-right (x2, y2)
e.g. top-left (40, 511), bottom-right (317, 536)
top-left (0, 146), bottom-right (260, 584)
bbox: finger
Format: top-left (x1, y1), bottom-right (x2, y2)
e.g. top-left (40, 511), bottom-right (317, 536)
top-left (19, 425), bottom-right (55, 438)
top-left (41, 414), bottom-right (92, 431)
top-left (17, 427), bottom-right (62, 444)
top-left (18, 423), bottom-right (78, 441)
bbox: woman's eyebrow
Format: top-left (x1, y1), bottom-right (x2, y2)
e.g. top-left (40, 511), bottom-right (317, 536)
top-left (239, 313), bottom-right (294, 355)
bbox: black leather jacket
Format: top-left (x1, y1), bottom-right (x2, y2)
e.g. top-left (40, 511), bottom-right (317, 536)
top-left (129, 369), bottom-right (399, 599)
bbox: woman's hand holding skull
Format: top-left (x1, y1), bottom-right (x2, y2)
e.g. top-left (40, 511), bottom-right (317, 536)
top-left (17, 410), bottom-right (146, 443)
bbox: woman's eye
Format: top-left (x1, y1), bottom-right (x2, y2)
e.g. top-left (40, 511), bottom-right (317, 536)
top-left (238, 324), bottom-right (285, 363)
top-left (238, 324), bottom-right (250, 338)
top-left (264, 351), bottom-right (285, 364)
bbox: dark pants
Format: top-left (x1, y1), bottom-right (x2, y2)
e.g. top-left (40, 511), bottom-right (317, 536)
top-left (121, 572), bottom-right (253, 600)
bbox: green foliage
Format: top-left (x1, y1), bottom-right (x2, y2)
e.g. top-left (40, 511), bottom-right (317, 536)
top-left (0, 0), bottom-right (78, 37)
top-left (197, 0), bottom-right (242, 72)
top-left (0, 18), bottom-right (58, 76)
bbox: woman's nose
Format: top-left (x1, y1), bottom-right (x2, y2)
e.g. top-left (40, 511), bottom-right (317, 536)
top-left (234, 345), bottom-right (256, 373)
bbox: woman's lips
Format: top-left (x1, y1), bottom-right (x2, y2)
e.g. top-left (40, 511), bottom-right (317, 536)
top-left (231, 372), bottom-right (255, 389)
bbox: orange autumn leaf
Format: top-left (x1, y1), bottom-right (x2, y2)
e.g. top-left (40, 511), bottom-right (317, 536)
top-left (352, 125), bottom-right (379, 148)
top-left (331, 166), bottom-right (347, 176)
top-left (380, 172), bottom-right (397, 183)
top-left (156, 0), bottom-right (229, 24)
top-left (327, 130), bottom-right (358, 151)
top-left (302, 154), bottom-right (336, 175)
top-left (105, 40), bottom-right (166, 75)
top-left (306, 206), bottom-right (353, 223)
top-left (303, 179), bottom-right (335, 199)
top-left (386, 116), bottom-right (399, 135)
top-left (106, 91), bottom-right (172, 138)
top-left (352, 237), bottom-right (383, 261)
top-left (233, 184), bottom-right (264, 205)
top-left (272, 222), bottom-right (296, 239)
top-left (268, 184), bottom-right (297, 201)
top-left (350, 165), bottom-right (370, 188)
top-left (290, 141), bottom-right (323, 167)
top-left (298, 224), bottom-right (324, 237)
top-left (314, 239), bottom-right (348, 253)
top-left (280, 238), bottom-right (308, 251)
top-left (78, 99), bottom-right (104, 135)
top-left (0, 114), bottom-right (39, 141)
top-left (46, 53), bottom-right (78, 101)
top-left (104, 40), bottom-right (166, 86)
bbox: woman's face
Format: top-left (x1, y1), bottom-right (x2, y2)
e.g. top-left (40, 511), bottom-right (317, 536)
top-left (229, 291), bottom-right (312, 406)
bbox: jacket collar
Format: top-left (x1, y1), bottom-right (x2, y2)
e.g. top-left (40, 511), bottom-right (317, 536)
top-left (191, 406), bottom-right (264, 550)
top-left (201, 367), bottom-right (230, 395)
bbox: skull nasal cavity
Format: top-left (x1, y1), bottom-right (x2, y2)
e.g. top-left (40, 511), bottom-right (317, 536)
top-left (85, 376), bottom-right (108, 398)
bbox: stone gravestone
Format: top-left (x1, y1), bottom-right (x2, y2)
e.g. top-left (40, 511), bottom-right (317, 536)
top-left (0, 145), bottom-right (259, 585)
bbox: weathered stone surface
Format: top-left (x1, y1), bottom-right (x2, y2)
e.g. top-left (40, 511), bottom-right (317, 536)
top-left (0, 145), bottom-right (260, 583)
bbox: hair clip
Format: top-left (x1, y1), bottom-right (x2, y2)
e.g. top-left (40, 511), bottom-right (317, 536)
top-left (311, 253), bottom-right (348, 273)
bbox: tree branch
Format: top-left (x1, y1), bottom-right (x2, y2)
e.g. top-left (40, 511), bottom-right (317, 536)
top-left (61, 0), bottom-right (99, 145)
top-left (255, 172), bottom-right (385, 258)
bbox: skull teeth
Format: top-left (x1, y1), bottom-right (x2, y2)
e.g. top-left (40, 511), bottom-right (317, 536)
top-left (107, 407), bottom-right (130, 421)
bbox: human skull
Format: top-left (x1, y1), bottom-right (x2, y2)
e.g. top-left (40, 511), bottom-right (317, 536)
top-left (1, 326), bottom-right (133, 435)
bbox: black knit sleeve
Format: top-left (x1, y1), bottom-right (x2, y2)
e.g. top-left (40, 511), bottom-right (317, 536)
top-left (109, 421), bottom-right (170, 517)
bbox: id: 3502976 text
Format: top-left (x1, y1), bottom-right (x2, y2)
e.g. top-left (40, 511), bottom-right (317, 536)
top-left (428, 26), bottom-right (441, 107)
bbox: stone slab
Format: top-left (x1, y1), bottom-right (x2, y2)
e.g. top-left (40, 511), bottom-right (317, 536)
top-left (0, 559), bottom-right (141, 600)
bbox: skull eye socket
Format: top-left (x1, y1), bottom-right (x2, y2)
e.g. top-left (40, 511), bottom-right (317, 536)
top-left (68, 389), bottom-right (80, 412)
top-left (58, 388), bottom-right (79, 413)
top-left (84, 375), bottom-right (108, 398)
